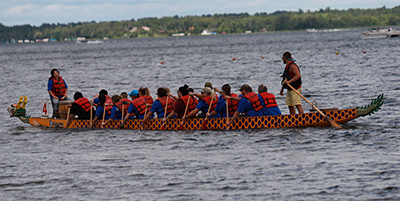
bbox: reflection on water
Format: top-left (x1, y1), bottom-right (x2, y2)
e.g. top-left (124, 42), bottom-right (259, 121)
top-left (0, 29), bottom-right (399, 200)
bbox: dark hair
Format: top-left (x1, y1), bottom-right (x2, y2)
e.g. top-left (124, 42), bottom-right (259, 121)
top-left (178, 84), bottom-right (189, 96)
top-left (99, 94), bottom-right (106, 107)
top-left (283, 52), bottom-right (292, 59)
top-left (112, 95), bottom-right (120, 103)
top-left (120, 92), bottom-right (128, 99)
top-left (99, 89), bottom-right (108, 96)
top-left (157, 88), bottom-right (167, 97)
top-left (221, 84), bottom-right (231, 95)
top-left (258, 84), bottom-right (268, 93)
top-left (74, 92), bottom-right (83, 100)
top-left (188, 88), bottom-right (194, 93)
top-left (49, 69), bottom-right (60, 80)
top-left (50, 69), bottom-right (59, 77)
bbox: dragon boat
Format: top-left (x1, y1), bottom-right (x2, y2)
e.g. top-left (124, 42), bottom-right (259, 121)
top-left (7, 94), bottom-right (384, 130)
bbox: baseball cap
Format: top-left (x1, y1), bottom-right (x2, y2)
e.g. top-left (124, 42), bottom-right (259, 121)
top-left (128, 90), bottom-right (139, 97)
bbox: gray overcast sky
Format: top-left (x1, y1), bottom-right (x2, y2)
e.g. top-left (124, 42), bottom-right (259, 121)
top-left (1, 0), bottom-right (399, 26)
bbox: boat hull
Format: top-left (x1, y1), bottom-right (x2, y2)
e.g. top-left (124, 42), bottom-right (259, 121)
top-left (28, 108), bottom-right (358, 130)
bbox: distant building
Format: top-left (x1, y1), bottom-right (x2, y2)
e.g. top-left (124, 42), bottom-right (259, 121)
top-left (130, 27), bottom-right (138, 32)
top-left (142, 26), bottom-right (150, 31)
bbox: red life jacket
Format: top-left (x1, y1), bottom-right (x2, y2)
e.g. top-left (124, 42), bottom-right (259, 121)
top-left (142, 95), bottom-right (153, 110)
top-left (104, 95), bottom-right (113, 115)
top-left (259, 92), bottom-right (278, 108)
top-left (202, 95), bottom-right (218, 113)
top-left (243, 92), bottom-right (263, 112)
top-left (179, 95), bottom-right (197, 116)
top-left (74, 97), bottom-right (91, 112)
top-left (131, 97), bottom-right (147, 115)
top-left (158, 96), bottom-right (176, 114)
top-left (50, 76), bottom-right (66, 96)
top-left (115, 98), bottom-right (131, 115)
top-left (227, 93), bottom-right (239, 116)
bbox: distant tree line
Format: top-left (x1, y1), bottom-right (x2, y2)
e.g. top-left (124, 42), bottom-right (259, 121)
top-left (1, 5), bottom-right (400, 41)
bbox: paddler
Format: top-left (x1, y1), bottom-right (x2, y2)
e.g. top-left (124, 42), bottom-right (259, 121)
top-left (280, 52), bottom-right (304, 115)
top-left (123, 90), bottom-right (153, 122)
top-left (143, 88), bottom-right (176, 122)
top-left (139, 87), bottom-right (153, 110)
top-left (258, 84), bottom-right (282, 115)
top-left (226, 84), bottom-right (264, 127)
top-left (185, 87), bottom-right (220, 119)
top-left (66, 92), bottom-right (94, 128)
top-left (163, 85), bottom-right (197, 121)
top-left (91, 94), bottom-right (113, 127)
top-left (212, 84), bottom-right (239, 117)
top-left (47, 69), bottom-right (70, 118)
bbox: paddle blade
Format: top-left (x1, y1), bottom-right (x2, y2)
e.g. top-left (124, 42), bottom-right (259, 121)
top-left (201, 119), bottom-right (208, 130)
top-left (326, 116), bottom-right (343, 129)
top-left (179, 124), bottom-right (184, 130)
top-left (161, 123), bottom-right (166, 130)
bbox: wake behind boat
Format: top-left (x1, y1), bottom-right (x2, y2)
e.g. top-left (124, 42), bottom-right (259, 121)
top-left (7, 94), bottom-right (384, 130)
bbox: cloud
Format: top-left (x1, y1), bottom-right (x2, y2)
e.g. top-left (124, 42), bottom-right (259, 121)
top-left (6, 4), bottom-right (38, 15)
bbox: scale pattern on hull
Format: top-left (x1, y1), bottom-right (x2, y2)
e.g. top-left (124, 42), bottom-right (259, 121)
top-left (65, 108), bottom-right (357, 130)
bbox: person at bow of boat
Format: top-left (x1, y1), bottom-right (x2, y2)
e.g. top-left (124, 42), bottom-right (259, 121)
top-left (209, 84), bottom-right (239, 117)
top-left (123, 90), bottom-right (153, 123)
top-left (47, 69), bottom-right (70, 118)
top-left (66, 92), bottom-right (93, 128)
top-left (163, 85), bottom-right (197, 122)
top-left (185, 87), bottom-right (220, 119)
top-left (226, 84), bottom-right (264, 127)
top-left (280, 52), bottom-right (304, 115)
top-left (258, 84), bottom-right (282, 115)
top-left (91, 94), bottom-right (113, 127)
top-left (143, 88), bottom-right (176, 122)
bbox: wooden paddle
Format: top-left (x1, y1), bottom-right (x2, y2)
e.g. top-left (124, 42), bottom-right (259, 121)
top-left (101, 105), bottom-right (106, 128)
top-left (140, 106), bottom-right (148, 130)
top-left (226, 98), bottom-right (230, 130)
top-left (90, 103), bottom-right (93, 128)
top-left (201, 94), bottom-right (214, 130)
top-left (286, 81), bottom-right (343, 129)
top-left (161, 96), bottom-right (169, 130)
top-left (64, 107), bottom-right (70, 128)
top-left (121, 103), bottom-right (124, 128)
top-left (179, 95), bottom-right (191, 130)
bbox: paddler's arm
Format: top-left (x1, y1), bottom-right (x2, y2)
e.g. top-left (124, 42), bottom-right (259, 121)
top-left (63, 88), bottom-right (68, 100)
top-left (227, 111), bottom-right (240, 127)
top-left (189, 92), bottom-right (202, 99)
top-left (214, 87), bottom-right (221, 94)
top-left (225, 95), bottom-right (241, 101)
top-left (91, 116), bottom-right (99, 128)
top-left (280, 86), bottom-right (284, 96)
top-left (143, 111), bottom-right (154, 122)
top-left (185, 108), bottom-right (199, 119)
top-left (122, 113), bottom-right (131, 125)
top-left (66, 113), bottom-right (74, 128)
top-left (207, 110), bottom-right (218, 117)
top-left (163, 111), bottom-right (176, 122)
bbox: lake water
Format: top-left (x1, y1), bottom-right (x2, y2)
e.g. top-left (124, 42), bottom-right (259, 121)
top-left (1, 29), bottom-right (400, 200)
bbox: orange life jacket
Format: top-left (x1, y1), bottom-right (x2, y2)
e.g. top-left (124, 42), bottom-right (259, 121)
top-left (142, 95), bottom-right (153, 110)
top-left (180, 95), bottom-right (197, 114)
top-left (104, 95), bottom-right (113, 115)
top-left (243, 92), bottom-right (263, 112)
top-left (115, 98), bottom-right (131, 115)
top-left (202, 95), bottom-right (218, 113)
top-left (131, 97), bottom-right (147, 115)
top-left (259, 92), bottom-right (278, 108)
top-left (158, 96), bottom-right (176, 114)
top-left (227, 93), bottom-right (239, 116)
top-left (50, 76), bottom-right (66, 96)
top-left (74, 97), bottom-right (91, 112)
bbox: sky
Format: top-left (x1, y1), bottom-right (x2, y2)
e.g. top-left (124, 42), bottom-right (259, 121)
top-left (1, 0), bottom-right (399, 26)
